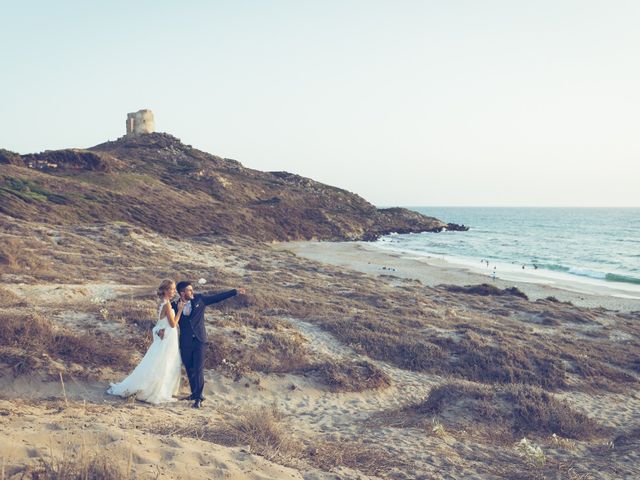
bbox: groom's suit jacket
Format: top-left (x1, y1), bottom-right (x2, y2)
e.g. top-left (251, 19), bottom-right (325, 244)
top-left (172, 290), bottom-right (237, 344)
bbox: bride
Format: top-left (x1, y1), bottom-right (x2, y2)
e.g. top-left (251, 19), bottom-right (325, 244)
top-left (107, 279), bottom-right (186, 404)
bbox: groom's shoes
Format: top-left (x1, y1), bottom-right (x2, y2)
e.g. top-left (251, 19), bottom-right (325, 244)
top-left (182, 394), bottom-right (205, 402)
top-left (192, 399), bottom-right (203, 409)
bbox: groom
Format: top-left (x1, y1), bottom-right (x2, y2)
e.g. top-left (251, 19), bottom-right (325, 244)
top-left (170, 280), bottom-right (245, 408)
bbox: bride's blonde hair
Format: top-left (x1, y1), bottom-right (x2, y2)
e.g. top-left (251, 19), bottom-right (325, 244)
top-left (157, 279), bottom-right (175, 299)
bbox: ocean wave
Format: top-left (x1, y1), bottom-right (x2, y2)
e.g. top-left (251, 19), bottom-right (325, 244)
top-left (538, 264), bottom-right (640, 285)
top-left (605, 273), bottom-right (640, 286)
top-left (538, 264), bottom-right (571, 273)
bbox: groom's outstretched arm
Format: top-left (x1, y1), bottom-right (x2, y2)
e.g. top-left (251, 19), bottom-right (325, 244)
top-left (202, 289), bottom-right (238, 306)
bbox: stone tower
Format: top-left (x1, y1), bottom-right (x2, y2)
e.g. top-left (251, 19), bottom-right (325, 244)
top-left (126, 109), bottom-right (155, 135)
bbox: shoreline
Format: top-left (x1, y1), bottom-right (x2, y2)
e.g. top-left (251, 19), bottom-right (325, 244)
top-left (373, 238), bottom-right (640, 295)
top-left (274, 241), bottom-right (640, 313)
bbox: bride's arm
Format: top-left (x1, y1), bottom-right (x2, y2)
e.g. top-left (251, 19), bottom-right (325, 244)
top-left (164, 301), bottom-right (183, 328)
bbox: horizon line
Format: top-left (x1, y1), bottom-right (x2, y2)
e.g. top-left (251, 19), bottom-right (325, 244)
top-left (380, 205), bottom-right (640, 209)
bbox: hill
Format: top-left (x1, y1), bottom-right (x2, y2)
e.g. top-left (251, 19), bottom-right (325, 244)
top-left (0, 133), bottom-right (466, 241)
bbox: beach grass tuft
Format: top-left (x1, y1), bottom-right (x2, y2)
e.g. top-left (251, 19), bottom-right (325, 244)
top-left (413, 382), bottom-right (606, 440)
top-left (0, 310), bottom-right (134, 375)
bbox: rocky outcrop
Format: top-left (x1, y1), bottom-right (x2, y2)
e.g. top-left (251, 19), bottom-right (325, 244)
top-left (2, 149), bottom-right (121, 172)
top-left (0, 133), bottom-right (467, 241)
top-left (364, 208), bottom-right (446, 240)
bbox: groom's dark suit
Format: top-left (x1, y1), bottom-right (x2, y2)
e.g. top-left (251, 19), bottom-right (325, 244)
top-left (172, 290), bottom-right (237, 401)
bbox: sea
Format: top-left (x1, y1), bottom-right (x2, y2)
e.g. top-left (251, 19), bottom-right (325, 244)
top-left (373, 207), bottom-right (640, 298)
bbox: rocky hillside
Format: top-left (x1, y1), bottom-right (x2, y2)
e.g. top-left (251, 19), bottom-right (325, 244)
top-left (0, 133), bottom-right (466, 241)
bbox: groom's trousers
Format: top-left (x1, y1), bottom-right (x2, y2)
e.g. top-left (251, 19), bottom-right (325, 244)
top-left (180, 337), bottom-right (206, 400)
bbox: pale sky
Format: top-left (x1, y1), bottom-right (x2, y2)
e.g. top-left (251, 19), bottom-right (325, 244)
top-left (1, 1), bottom-right (639, 207)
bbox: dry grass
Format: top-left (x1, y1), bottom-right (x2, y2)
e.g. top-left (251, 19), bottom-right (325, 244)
top-left (305, 437), bottom-right (410, 477)
top-left (430, 330), bottom-right (567, 389)
top-left (100, 298), bottom-right (157, 352)
top-left (102, 298), bottom-right (156, 330)
top-left (3, 286), bottom-right (26, 306)
top-left (412, 382), bottom-right (606, 440)
top-left (0, 347), bottom-right (41, 375)
top-left (17, 450), bottom-right (126, 480)
top-left (232, 310), bottom-right (283, 330)
top-left (153, 405), bottom-right (300, 465)
top-left (203, 330), bottom-right (311, 378)
top-left (609, 427), bottom-right (640, 454)
top-left (303, 360), bottom-right (391, 392)
top-left (0, 237), bottom-right (58, 280)
top-left (444, 283), bottom-right (529, 300)
top-left (1, 311), bottom-right (55, 351)
top-left (208, 405), bottom-right (299, 462)
top-left (320, 315), bottom-right (568, 388)
top-left (205, 336), bottom-right (238, 368)
top-left (0, 310), bottom-right (134, 375)
top-left (538, 306), bottom-right (600, 325)
top-left (203, 327), bottom-right (391, 391)
top-left (245, 331), bottom-right (311, 373)
top-left (244, 261), bottom-right (264, 271)
top-left (0, 218), bottom-right (173, 284)
top-left (219, 289), bottom-right (296, 315)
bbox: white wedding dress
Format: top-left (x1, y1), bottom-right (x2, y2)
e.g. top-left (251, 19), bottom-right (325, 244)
top-left (107, 300), bottom-right (181, 404)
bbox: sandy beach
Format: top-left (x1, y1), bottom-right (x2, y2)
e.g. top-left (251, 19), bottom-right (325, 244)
top-left (275, 240), bottom-right (640, 313)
